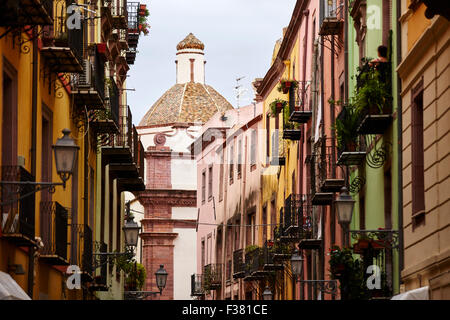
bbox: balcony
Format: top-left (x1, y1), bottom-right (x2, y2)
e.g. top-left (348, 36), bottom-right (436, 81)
top-left (191, 274), bottom-right (205, 297)
top-left (89, 77), bottom-right (120, 135)
top-left (70, 224), bottom-right (93, 282)
top-left (71, 45), bottom-right (106, 109)
top-left (0, 166), bottom-right (36, 246)
top-left (127, 2), bottom-right (140, 50)
top-left (110, 0), bottom-right (128, 29)
top-left (90, 241), bottom-right (108, 292)
top-left (314, 138), bottom-right (345, 193)
top-left (202, 263), bottom-right (222, 290)
top-left (283, 90), bottom-right (301, 140)
top-left (0, 0), bottom-right (53, 27)
top-left (262, 240), bottom-right (285, 271)
top-left (350, 229), bottom-right (399, 299)
top-left (39, 201), bottom-right (69, 265)
top-left (289, 81), bottom-right (313, 124)
top-left (355, 61), bottom-right (393, 135)
top-left (232, 249), bottom-right (245, 279)
top-left (269, 130), bottom-right (285, 166)
top-left (277, 194), bottom-right (315, 244)
top-left (336, 107), bottom-right (366, 166)
top-left (319, 0), bottom-right (343, 36)
top-left (243, 246), bottom-right (267, 281)
top-left (40, 1), bottom-right (84, 73)
top-left (311, 138), bottom-right (341, 205)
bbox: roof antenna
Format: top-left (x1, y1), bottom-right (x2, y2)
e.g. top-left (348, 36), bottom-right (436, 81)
top-left (234, 76), bottom-right (247, 109)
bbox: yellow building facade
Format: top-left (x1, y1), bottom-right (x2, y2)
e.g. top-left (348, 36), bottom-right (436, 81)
top-left (0, 0), bottom-right (145, 300)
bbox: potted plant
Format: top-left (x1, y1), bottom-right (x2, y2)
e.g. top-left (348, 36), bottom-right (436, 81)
top-left (269, 99), bottom-right (287, 116)
top-left (277, 79), bottom-right (298, 94)
top-left (355, 58), bottom-right (392, 116)
top-left (283, 104), bottom-right (300, 130)
top-left (334, 101), bottom-right (360, 152)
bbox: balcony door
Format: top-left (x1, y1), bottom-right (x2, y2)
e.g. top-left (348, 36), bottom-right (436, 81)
top-left (2, 58), bottom-right (18, 167)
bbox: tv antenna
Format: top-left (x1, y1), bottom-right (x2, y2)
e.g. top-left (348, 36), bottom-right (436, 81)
top-left (234, 76), bottom-right (248, 109)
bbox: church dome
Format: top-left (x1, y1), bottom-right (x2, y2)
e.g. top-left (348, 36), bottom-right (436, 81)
top-left (139, 82), bottom-right (233, 126)
top-left (176, 33), bottom-right (205, 51)
top-left (139, 34), bottom-right (233, 127)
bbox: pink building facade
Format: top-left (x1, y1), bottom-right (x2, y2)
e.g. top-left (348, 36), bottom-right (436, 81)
top-left (192, 103), bottom-right (263, 300)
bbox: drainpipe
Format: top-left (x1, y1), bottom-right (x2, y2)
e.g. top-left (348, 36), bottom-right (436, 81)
top-left (319, 31), bottom-right (326, 296)
top-left (396, 0), bottom-right (404, 290)
top-left (28, 26), bottom-right (38, 299)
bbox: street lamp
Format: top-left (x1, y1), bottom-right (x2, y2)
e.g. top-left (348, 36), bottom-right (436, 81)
top-left (262, 286), bottom-right (273, 301)
top-left (122, 215), bottom-right (141, 248)
top-left (155, 264), bottom-right (168, 294)
top-left (335, 186), bottom-right (355, 247)
top-left (290, 250), bottom-right (304, 278)
top-left (124, 264), bottom-right (169, 300)
top-left (53, 128), bottom-right (80, 188)
top-left (0, 129), bottom-right (79, 207)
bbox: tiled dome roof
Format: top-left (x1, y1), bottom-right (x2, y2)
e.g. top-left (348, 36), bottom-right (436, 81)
top-left (139, 82), bottom-right (233, 126)
top-left (176, 33), bottom-right (205, 51)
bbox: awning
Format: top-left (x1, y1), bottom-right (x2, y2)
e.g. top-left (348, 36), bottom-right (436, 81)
top-left (0, 271), bottom-right (31, 300)
top-left (391, 286), bottom-right (429, 300)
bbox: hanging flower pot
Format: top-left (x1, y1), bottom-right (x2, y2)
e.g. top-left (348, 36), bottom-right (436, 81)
top-left (357, 238), bottom-right (370, 249)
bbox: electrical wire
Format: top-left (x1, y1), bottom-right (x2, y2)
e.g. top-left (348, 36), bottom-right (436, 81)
top-left (129, 209), bottom-right (286, 228)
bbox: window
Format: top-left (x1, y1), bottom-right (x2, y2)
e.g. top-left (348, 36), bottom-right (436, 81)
top-left (202, 170), bottom-right (206, 203)
top-left (41, 106), bottom-right (53, 202)
top-left (270, 200), bottom-right (276, 239)
top-left (251, 129), bottom-right (257, 169)
top-left (229, 144), bottom-right (234, 184)
top-left (219, 151), bottom-right (224, 201)
top-left (411, 81), bottom-right (425, 227)
top-left (208, 166), bottom-right (213, 200)
top-left (201, 239), bottom-right (205, 268)
top-left (237, 139), bottom-right (242, 179)
top-left (2, 58), bottom-right (18, 166)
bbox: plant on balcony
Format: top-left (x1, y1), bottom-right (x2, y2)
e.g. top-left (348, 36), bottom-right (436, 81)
top-left (277, 79), bottom-right (298, 94)
top-left (328, 245), bottom-right (368, 299)
top-left (283, 103), bottom-right (300, 130)
top-left (138, 10), bottom-right (150, 35)
top-left (334, 101), bottom-right (360, 151)
top-left (354, 58), bottom-right (392, 115)
top-left (115, 254), bottom-right (147, 291)
top-left (269, 99), bottom-right (287, 117)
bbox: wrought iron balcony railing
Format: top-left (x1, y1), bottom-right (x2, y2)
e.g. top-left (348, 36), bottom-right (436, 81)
top-left (40, 0), bottom-right (84, 73)
top-left (191, 274), bottom-right (204, 296)
top-left (262, 240), bottom-right (285, 271)
top-left (270, 130), bottom-right (285, 166)
top-left (336, 106), bottom-right (367, 166)
top-left (313, 137), bottom-right (344, 193)
top-left (0, 166), bottom-right (36, 246)
top-left (110, 0), bottom-right (128, 29)
top-left (90, 241), bottom-right (108, 292)
top-left (277, 194), bottom-right (313, 242)
top-left (0, 0), bottom-right (53, 27)
top-left (319, 0), bottom-right (344, 35)
top-left (40, 201), bottom-right (68, 265)
top-left (243, 246), bottom-right (268, 281)
top-left (70, 223), bottom-right (93, 282)
top-left (311, 137), bottom-right (345, 205)
top-left (71, 45), bottom-right (106, 109)
top-left (232, 249), bottom-right (245, 279)
top-left (202, 263), bottom-right (222, 290)
top-left (350, 229), bottom-right (400, 299)
top-left (127, 1), bottom-right (140, 51)
top-left (289, 81), bottom-right (313, 123)
top-left (283, 86), bottom-right (302, 140)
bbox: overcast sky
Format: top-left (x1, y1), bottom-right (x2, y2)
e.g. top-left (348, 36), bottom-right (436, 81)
top-left (126, 0), bottom-right (297, 125)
